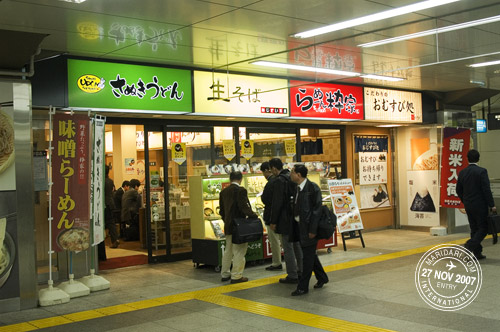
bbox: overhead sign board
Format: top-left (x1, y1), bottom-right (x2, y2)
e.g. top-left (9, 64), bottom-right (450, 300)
top-left (364, 87), bottom-right (422, 123)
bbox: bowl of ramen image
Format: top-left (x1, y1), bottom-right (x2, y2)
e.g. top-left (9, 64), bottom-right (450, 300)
top-left (0, 110), bottom-right (15, 175)
top-left (57, 228), bottom-right (90, 252)
top-left (0, 232), bottom-right (15, 288)
top-left (334, 197), bottom-right (344, 208)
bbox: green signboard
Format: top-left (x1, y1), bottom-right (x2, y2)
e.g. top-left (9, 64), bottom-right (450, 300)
top-left (217, 239), bottom-right (263, 265)
top-left (67, 59), bottom-right (192, 112)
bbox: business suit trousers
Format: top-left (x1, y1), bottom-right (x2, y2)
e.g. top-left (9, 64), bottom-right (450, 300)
top-left (297, 243), bottom-right (328, 292)
top-left (221, 235), bottom-right (248, 280)
top-left (266, 225), bottom-right (282, 267)
top-left (280, 234), bottom-right (303, 279)
top-left (465, 205), bottom-right (489, 255)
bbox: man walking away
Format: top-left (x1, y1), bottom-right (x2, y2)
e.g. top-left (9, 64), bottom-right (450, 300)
top-left (220, 171), bottom-right (258, 283)
top-left (457, 149), bottom-right (496, 260)
top-left (113, 180), bottom-right (130, 243)
top-left (269, 158), bottom-right (303, 284)
top-left (290, 164), bottom-right (329, 296)
top-left (261, 161), bottom-right (282, 271)
top-left (105, 166), bottom-right (120, 248)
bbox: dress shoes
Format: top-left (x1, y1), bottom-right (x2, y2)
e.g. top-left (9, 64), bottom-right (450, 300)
top-left (475, 254), bottom-right (486, 260)
top-left (265, 264), bottom-right (283, 271)
top-left (279, 277), bottom-right (299, 284)
top-left (110, 240), bottom-right (119, 248)
top-left (291, 289), bottom-right (308, 296)
top-left (221, 276), bottom-right (231, 282)
top-left (314, 280), bottom-right (328, 289)
top-left (230, 277), bottom-right (249, 284)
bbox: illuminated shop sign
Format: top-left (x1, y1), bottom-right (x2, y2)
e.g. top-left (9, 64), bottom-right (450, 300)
top-left (67, 59), bottom-right (192, 113)
top-left (364, 87), bottom-right (422, 123)
top-left (289, 81), bottom-right (364, 120)
top-left (194, 71), bottom-right (289, 117)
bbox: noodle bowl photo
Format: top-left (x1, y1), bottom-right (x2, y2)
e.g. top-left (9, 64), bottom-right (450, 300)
top-left (0, 232), bottom-right (15, 288)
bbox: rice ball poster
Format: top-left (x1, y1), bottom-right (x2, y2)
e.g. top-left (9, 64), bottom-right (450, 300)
top-left (328, 179), bottom-right (364, 233)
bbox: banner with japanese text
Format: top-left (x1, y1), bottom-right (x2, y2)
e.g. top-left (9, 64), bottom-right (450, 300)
top-left (223, 140), bottom-right (236, 160)
top-left (172, 142), bottom-right (187, 165)
top-left (92, 117), bottom-right (105, 245)
top-left (440, 128), bottom-right (470, 208)
top-left (290, 81), bottom-right (363, 120)
top-left (241, 139), bottom-right (254, 160)
top-left (52, 113), bottom-right (90, 252)
top-left (327, 179), bottom-right (364, 233)
top-left (359, 152), bottom-right (387, 184)
top-left (284, 139), bottom-right (296, 157)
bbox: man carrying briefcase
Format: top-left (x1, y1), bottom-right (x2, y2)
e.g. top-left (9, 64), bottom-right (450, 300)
top-left (219, 171), bottom-right (258, 284)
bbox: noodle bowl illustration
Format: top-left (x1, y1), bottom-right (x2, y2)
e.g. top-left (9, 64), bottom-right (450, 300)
top-left (0, 232), bottom-right (15, 288)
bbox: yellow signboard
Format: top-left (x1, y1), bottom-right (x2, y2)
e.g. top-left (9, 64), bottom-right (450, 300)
top-left (223, 140), bottom-right (236, 160)
top-left (241, 139), bottom-right (254, 160)
top-left (284, 139), bottom-right (296, 157)
top-left (172, 142), bottom-right (186, 165)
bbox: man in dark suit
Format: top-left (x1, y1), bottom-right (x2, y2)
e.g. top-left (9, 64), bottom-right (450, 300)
top-left (113, 180), bottom-right (130, 241)
top-left (457, 149), bottom-right (496, 259)
top-left (121, 178), bottom-right (142, 241)
top-left (219, 171), bottom-right (258, 284)
top-left (289, 164), bottom-right (329, 296)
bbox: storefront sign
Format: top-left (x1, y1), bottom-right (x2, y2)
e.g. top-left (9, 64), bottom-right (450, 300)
top-left (52, 113), bottom-right (90, 252)
top-left (284, 139), bottom-right (296, 157)
top-left (364, 87), bottom-right (422, 123)
top-left (440, 128), bottom-right (470, 208)
top-left (194, 71), bottom-right (289, 117)
top-left (328, 179), bottom-right (364, 233)
top-left (92, 118), bottom-right (105, 245)
top-left (222, 140), bottom-right (236, 160)
top-left (241, 139), bottom-right (254, 160)
top-left (359, 152), bottom-right (387, 184)
top-left (172, 142), bottom-right (186, 165)
top-left (290, 81), bottom-right (364, 120)
top-left (354, 137), bottom-right (388, 152)
top-left (68, 59), bottom-right (192, 112)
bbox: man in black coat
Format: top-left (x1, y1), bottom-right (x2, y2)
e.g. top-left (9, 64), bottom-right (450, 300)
top-left (219, 171), bottom-right (258, 284)
top-left (113, 180), bottom-right (130, 240)
top-left (269, 158), bottom-right (302, 283)
top-left (457, 149), bottom-right (496, 259)
top-left (289, 164), bottom-right (329, 296)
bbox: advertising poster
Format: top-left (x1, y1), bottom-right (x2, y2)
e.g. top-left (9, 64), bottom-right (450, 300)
top-left (92, 118), bottom-right (105, 245)
top-left (0, 192), bottom-right (20, 301)
top-left (33, 151), bottom-right (49, 192)
top-left (360, 184), bottom-right (391, 209)
top-left (0, 107), bottom-right (15, 191)
top-left (171, 142), bottom-right (186, 165)
top-left (241, 139), bottom-right (254, 160)
top-left (328, 179), bottom-right (364, 233)
top-left (440, 128), bottom-right (470, 208)
top-left (52, 113), bottom-right (91, 252)
top-left (408, 170), bottom-right (440, 226)
top-left (124, 158), bottom-right (135, 174)
top-left (359, 152), bottom-right (387, 185)
top-left (222, 140), bottom-right (236, 160)
top-left (284, 139), bottom-right (296, 157)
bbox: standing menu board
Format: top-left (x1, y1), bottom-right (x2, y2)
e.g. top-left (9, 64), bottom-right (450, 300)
top-left (328, 179), bottom-right (364, 233)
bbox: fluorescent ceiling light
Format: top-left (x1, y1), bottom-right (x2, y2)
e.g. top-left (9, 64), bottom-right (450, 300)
top-left (359, 14), bottom-right (500, 48)
top-left (376, 124), bottom-right (403, 127)
top-left (469, 59), bottom-right (500, 68)
top-left (293, 0), bottom-right (460, 38)
top-left (59, 0), bottom-right (86, 3)
top-left (252, 61), bottom-right (360, 77)
top-left (360, 74), bottom-right (405, 81)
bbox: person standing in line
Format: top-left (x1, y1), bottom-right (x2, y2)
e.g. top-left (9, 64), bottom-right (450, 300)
top-left (121, 178), bottom-right (142, 241)
top-left (457, 149), bottom-right (496, 260)
top-left (113, 180), bottom-right (130, 239)
top-left (269, 158), bottom-right (303, 284)
top-left (105, 166), bottom-right (120, 248)
top-left (290, 164), bottom-right (329, 296)
top-left (260, 161), bottom-right (282, 271)
top-left (220, 171), bottom-right (258, 284)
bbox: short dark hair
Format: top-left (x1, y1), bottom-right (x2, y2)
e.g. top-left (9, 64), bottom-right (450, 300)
top-left (230, 171), bottom-right (243, 182)
top-left (269, 158), bottom-right (283, 170)
top-left (260, 161), bottom-right (270, 172)
top-left (129, 179), bottom-right (141, 188)
top-left (105, 165), bottom-right (110, 177)
top-left (467, 149), bottom-right (480, 163)
top-left (122, 180), bottom-right (131, 188)
top-left (293, 164), bottom-right (308, 178)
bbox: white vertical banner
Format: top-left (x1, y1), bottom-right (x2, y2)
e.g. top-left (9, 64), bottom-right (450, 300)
top-left (92, 117), bottom-right (105, 245)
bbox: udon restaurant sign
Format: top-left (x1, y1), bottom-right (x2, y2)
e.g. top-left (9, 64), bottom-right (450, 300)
top-left (289, 81), bottom-right (364, 120)
top-left (67, 59), bottom-right (192, 113)
top-left (364, 87), bottom-right (422, 123)
top-left (52, 113), bottom-right (91, 252)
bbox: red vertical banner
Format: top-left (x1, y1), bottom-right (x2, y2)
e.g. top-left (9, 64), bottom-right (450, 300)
top-left (52, 113), bottom-right (91, 252)
top-left (440, 128), bottom-right (470, 208)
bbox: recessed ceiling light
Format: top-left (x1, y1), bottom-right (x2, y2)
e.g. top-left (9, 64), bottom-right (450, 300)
top-left (469, 60), bottom-right (500, 68)
top-left (293, 0), bottom-right (460, 38)
top-left (251, 61), bottom-right (359, 77)
top-left (361, 74), bottom-right (405, 82)
top-left (59, 0), bottom-right (86, 3)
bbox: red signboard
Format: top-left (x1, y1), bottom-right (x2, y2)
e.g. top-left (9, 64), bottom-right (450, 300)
top-left (52, 113), bottom-right (91, 252)
top-left (290, 81), bottom-right (364, 119)
top-left (440, 128), bottom-right (470, 208)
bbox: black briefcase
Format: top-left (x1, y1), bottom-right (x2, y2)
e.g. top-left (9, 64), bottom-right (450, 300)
top-left (231, 217), bottom-right (263, 244)
top-left (487, 213), bottom-right (500, 245)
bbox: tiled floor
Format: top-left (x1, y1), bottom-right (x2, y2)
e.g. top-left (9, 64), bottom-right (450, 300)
top-left (2, 229), bottom-right (500, 332)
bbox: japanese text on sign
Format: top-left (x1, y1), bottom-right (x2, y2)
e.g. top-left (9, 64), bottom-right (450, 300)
top-left (109, 75), bottom-right (184, 101)
top-left (208, 79), bottom-right (261, 103)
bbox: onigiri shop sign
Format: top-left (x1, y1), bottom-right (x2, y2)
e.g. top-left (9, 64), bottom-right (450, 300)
top-left (440, 128), bottom-right (470, 208)
top-left (52, 113), bottom-right (90, 252)
top-left (67, 59), bottom-right (192, 112)
top-left (364, 87), bottom-right (422, 123)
